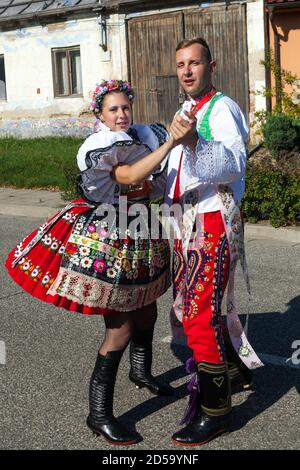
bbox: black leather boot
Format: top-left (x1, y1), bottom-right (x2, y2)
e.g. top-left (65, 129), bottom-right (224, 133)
top-left (86, 350), bottom-right (141, 445)
top-left (129, 329), bottom-right (174, 396)
top-left (172, 362), bottom-right (232, 446)
top-left (224, 331), bottom-right (253, 391)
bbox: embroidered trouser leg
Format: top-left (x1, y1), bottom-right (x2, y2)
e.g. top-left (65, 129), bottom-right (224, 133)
top-left (182, 211), bottom-right (230, 364)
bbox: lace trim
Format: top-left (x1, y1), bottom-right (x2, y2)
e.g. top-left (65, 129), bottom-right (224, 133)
top-left (183, 136), bottom-right (245, 184)
top-left (149, 123), bottom-right (168, 146)
top-left (85, 140), bottom-right (152, 170)
top-left (47, 267), bottom-right (171, 311)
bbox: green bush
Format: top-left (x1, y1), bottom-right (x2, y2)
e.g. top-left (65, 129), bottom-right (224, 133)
top-left (293, 117), bottom-right (300, 146)
top-left (262, 114), bottom-right (298, 158)
top-left (242, 159), bottom-right (300, 227)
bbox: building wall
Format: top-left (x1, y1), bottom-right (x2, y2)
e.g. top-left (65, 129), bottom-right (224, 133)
top-left (247, 0), bottom-right (267, 128)
top-left (269, 8), bottom-right (300, 103)
top-left (0, 14), bottom-right (127, 137)
top-left (0, 2), bottom-right (267, 138)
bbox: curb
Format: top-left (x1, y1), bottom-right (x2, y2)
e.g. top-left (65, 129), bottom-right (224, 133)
top-left (0, 205), bottom-right (62, 219)
top-left (245, 223), bottom-right (300, 244)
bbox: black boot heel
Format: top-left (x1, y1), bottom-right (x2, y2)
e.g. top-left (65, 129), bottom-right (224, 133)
top-left (129, 370), bottom-right (173, 396)
top-left (133, 382), bottom-right (143, 390)
top-left (87, 415), bottom-right (140, 446)
top-left (87, 351), bottom-right (141, 445)
top-left (129, 330), bottom-right (174, 397)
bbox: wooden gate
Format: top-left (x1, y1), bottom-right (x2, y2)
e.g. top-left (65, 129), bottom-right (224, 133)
top-left (184, 4), bottom-right (249, 117)
top-left (127, 4), bottom-right (249, 126)
top-left (127, 11), bottom-right (183, 127)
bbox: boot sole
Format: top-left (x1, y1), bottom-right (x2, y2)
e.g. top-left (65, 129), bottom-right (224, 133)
top-left (92, 430), bottom-right (140, 446)
top-left (171, 428), bottom-right (228, 447)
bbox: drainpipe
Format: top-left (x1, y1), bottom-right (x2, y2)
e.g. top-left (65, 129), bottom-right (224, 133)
top-left (264, 3), bottom-right (272, 112)
top-left (97, 12), bottom-right (107, 51)
top-left (269, 5), bottom-right (282, 111)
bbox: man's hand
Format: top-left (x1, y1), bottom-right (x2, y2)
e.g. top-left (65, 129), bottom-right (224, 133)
top-left (170, 111), bottom-right (198, 152)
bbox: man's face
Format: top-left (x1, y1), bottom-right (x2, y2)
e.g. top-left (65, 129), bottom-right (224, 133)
top-left (176, 43), bottom-right (216, 98)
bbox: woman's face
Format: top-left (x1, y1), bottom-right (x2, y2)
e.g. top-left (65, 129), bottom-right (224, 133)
top-left (100, 91), bottom-right (132, 132)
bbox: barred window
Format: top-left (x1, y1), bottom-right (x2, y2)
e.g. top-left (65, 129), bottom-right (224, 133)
top-left (52, 46), bottom-right (83, 97)
top-left (0, 55), bottom-right (7, 100)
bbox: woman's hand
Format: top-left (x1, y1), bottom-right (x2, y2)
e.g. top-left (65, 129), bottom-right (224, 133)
top-left (170, 111), bottom-right (198, 151)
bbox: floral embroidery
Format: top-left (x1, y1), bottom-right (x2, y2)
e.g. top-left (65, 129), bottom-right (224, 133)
top-left (183, 230), bottom-right (214, 319)
top-left (210, 233), bottom-right (229, 361)
top-left (58, 210), bottom-right (170, 289)
top-left (93, 259), bottom-right (107, 273)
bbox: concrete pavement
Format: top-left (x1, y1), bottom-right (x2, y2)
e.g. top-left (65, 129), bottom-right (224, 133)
top-left (0, 213), bottom-right (299, 450)
top-left (0, 188), bottom-right (300, 450)
top-left (0, 187), bottom-right (66, 218)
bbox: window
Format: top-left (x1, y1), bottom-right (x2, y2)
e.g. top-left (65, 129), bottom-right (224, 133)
top-left (52, 46), bottom-right (83, 97)
top-left (0, 55), bottom-right (7, 100)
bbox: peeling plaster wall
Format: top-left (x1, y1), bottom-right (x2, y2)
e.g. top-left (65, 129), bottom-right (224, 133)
top-left (0, 3), bottom-right (268, 139)
top-left (0, 15), bottom-right (128, 137)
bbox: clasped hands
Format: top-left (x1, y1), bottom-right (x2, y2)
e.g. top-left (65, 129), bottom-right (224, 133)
top-left (169, 111), bottom-right (198, 152)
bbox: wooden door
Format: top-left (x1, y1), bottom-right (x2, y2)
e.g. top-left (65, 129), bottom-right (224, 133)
top-left (184, 4), bottom-right (249, 116)
top-left (127, 4), bottom-right (249, 125)
top-left (128, 11), bottom-right (184, 127)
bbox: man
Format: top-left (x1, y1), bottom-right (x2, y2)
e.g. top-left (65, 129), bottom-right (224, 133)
top-left (166, 38), bottom-right (262, 446)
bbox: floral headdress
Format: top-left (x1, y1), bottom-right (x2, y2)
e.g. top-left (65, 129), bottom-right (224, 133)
top-left (90, 79), bottom-right (134, 113)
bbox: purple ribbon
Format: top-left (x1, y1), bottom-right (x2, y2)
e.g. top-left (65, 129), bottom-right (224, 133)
top-left (180, 357), bottom-right (200, 425)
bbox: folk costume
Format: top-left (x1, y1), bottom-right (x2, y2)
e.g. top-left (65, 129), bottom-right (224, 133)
top-left (166, 90), bottom-right (263, 445)
top-left (5, 77), bottom-right (174, 446)
top-left (5, 120), bottom-right (173, 444)
top-left (6, 122), bottom-right (171, 315)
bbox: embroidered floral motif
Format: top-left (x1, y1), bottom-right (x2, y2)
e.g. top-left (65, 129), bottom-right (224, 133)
top-left (8, 198), bottom-right (171, 314)
top-left (210, 233), bottom-right (229, 361)
top-left (57, 209), bottom-right (170, 292)
top-left (182, 230), bottom-right (215, 319)
top-left (172, 240), bottom-right (185, 301)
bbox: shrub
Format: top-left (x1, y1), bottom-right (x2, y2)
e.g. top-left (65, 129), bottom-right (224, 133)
top-left (262, 114), bottom-right (298, 158)
top-left (242, 156), bottom-right (300, 227)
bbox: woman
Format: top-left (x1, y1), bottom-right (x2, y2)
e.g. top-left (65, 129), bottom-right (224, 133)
top-left (5, 80), bottom-right (179, 446)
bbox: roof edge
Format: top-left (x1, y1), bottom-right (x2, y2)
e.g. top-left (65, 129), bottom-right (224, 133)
top-left (0, 3), bottom-right (103, 26)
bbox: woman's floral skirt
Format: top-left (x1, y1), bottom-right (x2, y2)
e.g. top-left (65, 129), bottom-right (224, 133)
top-left (5, 198), bottom-right (171, 315)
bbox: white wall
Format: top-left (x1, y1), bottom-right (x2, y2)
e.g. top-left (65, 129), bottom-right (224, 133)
top-left (0, 2), bottom-right (267, 137)
top-left (0, 17), bottom-right (116, 119)
top-left (0, 14), bottom-right (129, 135)
top-left (247, 0), bottom-right (267, 123)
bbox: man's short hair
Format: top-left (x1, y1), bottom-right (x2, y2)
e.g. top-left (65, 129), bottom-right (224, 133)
top-left (176, 38), bottom-right (212, 63)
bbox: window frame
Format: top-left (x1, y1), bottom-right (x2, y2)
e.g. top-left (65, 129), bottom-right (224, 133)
top-left (0, 54), bottom-right (7, 101)
top-left (52, 46), bottom-right (83, 98)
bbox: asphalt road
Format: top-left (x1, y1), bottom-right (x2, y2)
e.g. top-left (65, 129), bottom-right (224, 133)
top-left (0, 214), bottom-right (299, 450)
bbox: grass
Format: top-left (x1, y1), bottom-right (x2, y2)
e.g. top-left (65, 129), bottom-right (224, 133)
top-left (0, 137), bottom-right (82, 191)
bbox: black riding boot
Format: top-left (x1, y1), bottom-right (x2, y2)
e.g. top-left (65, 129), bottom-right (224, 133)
top-left (87, 350), bottom-right (140, 445)
top-left (129, 329), bottom-right (174, 396)
top-left (172, 362), bottom-right (232, 446)
top-left (224, 331), bottom-right (253, 391)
